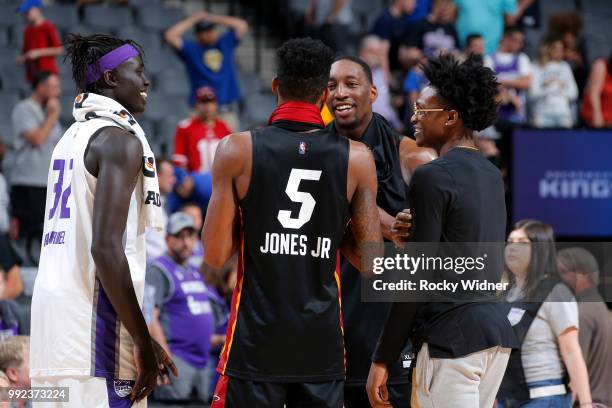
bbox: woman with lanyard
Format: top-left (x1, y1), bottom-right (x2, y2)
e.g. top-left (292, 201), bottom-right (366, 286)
top-left (498, 219), bottom-right (594, 408)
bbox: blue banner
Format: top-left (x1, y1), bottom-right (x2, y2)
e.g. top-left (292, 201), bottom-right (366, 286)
top-left (512, 129), bottom-right (612, 237)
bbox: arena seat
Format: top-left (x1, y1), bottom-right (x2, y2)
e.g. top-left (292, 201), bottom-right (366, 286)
top-left (43, 4), bottom-right (79, 33)
top-left (155, 69), bottom-right (190, 97)
top-left (83, 5), bottom-right (134, 32)
top-left (135, 5), bottom-right (184, 32)
top-left (117, 26), bottom-right (162, 52)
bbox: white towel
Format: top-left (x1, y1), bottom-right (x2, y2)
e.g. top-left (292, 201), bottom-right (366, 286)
top-left (73, 92), bottom-right (164, 231)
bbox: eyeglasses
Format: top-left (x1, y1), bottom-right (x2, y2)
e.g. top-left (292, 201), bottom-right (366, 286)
top-left (413, 103), bottom-right (452, 118)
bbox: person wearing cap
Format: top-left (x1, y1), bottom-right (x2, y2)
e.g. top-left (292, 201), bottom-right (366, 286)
top-left (172, 86), bottom-right (232, 174)
top-left (164, 11), bottom-right (248, 132)
top-left (16, 0), bottom-right (63, 82)
top-left (557, 248), bottom-right (612, 407)
top-left (146, 212), bottom-right (225, 403)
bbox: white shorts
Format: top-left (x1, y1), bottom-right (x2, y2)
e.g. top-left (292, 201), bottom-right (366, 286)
top-left (31, 376), bottom-right (147, 408)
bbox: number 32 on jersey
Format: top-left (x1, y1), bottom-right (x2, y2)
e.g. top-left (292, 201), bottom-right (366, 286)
top-left (259, 168), bottom-right (331, 259)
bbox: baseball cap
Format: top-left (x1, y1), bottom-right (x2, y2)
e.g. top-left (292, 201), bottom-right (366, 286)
top-left (167, 212), bottom-right (196, 235)
top-left (195, 21), bottom-right (216, 32)
top-left (195, 86), bottom-right (216, 103)
top-left (16, 0), bottom-right (43, 13)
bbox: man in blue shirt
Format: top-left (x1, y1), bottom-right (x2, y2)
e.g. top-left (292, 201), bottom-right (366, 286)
top-left (165, 11), bottom-right (248, 131)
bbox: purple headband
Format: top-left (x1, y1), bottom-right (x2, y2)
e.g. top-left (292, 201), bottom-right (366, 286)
top-left (85, 44), bottom-right (140, 85)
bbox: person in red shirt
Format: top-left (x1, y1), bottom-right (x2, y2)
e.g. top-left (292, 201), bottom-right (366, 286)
top-left (16, 0), bottom-right (63, 82)
top-left (173, 86), bottom-right (232, 173)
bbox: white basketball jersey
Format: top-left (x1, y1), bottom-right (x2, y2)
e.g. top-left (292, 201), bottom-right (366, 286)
top-left (30, 117), bottom-right (147, 381)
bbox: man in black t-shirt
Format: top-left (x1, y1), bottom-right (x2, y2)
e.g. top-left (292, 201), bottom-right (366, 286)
top-left (367, 54), bottom-right (518, 408)
top-left (402, 0), bottom-right (459, 59)
top-left (327, 55), bottom-right (435, 407)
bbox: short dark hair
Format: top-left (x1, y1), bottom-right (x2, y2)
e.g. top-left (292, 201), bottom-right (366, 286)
top-left (64, 33), bottom-right (144, 93)
top-left (465, 33), bottom-right (482, 46)
top-left (276, 38), bottom-right (334, 103)
top-left (31, 71), bottom-right (52, 91)
top-left (503, 25), bottom-right (523, 38)
top-left (422, 54), bottom-right (499, 131)
top-left (334, 55), bottom-right (373, 84)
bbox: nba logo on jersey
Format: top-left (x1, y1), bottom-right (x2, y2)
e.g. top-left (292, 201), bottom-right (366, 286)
top-left (113, 380), bottom-right (133, 397)
top-left (299, 141), bottom-right (307, 155)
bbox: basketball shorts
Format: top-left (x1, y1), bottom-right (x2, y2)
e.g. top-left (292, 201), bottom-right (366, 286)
top-left (211, 374), bottom-right (343, 408)
top-left (31, 376), bottom-right (147, 408)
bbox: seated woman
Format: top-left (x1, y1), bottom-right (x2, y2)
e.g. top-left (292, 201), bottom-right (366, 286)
top-left (497, 220), bottom-right (591, 408)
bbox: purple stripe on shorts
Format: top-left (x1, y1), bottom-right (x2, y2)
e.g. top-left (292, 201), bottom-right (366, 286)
top-left (105, 378), bottom-right (135, 408)
top-left (93, 279), bottom-right (119, 378)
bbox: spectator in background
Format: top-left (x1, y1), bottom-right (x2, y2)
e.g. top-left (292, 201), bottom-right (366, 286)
top-left (371, 0), bottom-right (417, 70)
top-left (581, 54), bottom-right (612, 128)
top-left (0, 337), bottom-right (31, 403)
top-left (530, 37), bottom-right (578, 128)
top-left (498, 221), bottom-right (591, 408)
top-left (557, 248), bottom-right (612, 408)
top-left (402, 55), bottom-right (428, 127)
top-left (0, 234), bottom-right (24, 300)
top-left (173, 86), bottom-right (232, 174)
top-left (146, 158), bottom-right (177, 261)
top-left (463, 33), bottom-right (485, 58)
top-left (402, 0), bottom-right (459, 59)
top-left (0, 141), bottom-right (9, 236)
top-left (485, 26), bottom-right (532, 124)
top-left (146, 212), bottom-right (223, 403)
top-left (180, 203), bottom-right (204, 271)
top-left (548, 12), bottom-right (588, 93)
top-left (359, 36), bottom-right (403, 131)
top-left (9, 71), bottom-right (62, 263)
top-left (0, 267), bottom-right (21, 341)
top-left (455, 0), bottom-right (517, 55)
top-left (165, 11), bottom-right (248, 132)
top-left (15, 0), bottom-right (63, 83)
top-left (0, 371), bottom-right (8, 408)
top-left (305, 0), bottom-right (354, 54)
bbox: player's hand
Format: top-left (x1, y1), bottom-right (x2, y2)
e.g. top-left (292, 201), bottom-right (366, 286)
top-left (131, 339), bottom-right (159, 402)
top-left (151, 338), bottom-right (178, 386)
top-left (366, 362), bottom-right (392, 407)
top-left (390, 209), bottom-right (411, 245)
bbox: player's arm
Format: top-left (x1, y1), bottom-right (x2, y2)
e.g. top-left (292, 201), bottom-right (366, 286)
top-left (89, 128), bottom-right (151, 347)
top-left (88, 128), bottom-right (166, 400)
top-left (341, 140), bottom-right (382, 276)
top-left (149, 308), bottom-right (171, 357)
top-left (202, 132), bottom-right (249, 276)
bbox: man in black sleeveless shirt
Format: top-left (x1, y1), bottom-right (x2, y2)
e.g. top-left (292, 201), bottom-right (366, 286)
top-left (367, 55), bottom-right (518, 408)
top-left (202, 38), bottom-right (382, 408)
top-left (327, 56), bottom-right (435, 407)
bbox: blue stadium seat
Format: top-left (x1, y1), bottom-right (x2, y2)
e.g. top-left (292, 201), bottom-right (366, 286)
top-left (116, 26), bottom-right (162, 52)
top-left (83, 5), bottom-right (133, 31)
top-left (0, 91), bottom-right (21, 109)
top-left (135, 5), bottom-right (184, 32)
top-left (141, 47), bottom-right (182, 77)
top-left (156, 69), bottom-right (190, 97)
top-left (144, 93), bottom-right (188, 122)
top-left (43, 5), bottom-right (80, 33)
top-left (0, 28), bottom-right (9, 47)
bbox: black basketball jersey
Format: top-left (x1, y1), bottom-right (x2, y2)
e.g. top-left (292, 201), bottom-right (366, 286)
top-left (330, 115), bottom-right (413, 386)
top-left (217, 123), bottom-right (350, 382)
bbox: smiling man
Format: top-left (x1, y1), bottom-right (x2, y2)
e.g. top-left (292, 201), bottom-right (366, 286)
top-left (327, 55), bottom-right (435, 407)
top-left (30, 34), bottom-right (175, 407)
top-left (366, 54), bottom-right (518, 408)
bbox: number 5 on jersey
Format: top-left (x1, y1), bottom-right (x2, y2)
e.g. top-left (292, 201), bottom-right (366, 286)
top-left (277, 169), bottom-right (322, 229)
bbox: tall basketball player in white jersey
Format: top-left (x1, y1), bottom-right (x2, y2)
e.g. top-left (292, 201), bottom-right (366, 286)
top-left (30, 34), bottom-right (176, 407)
